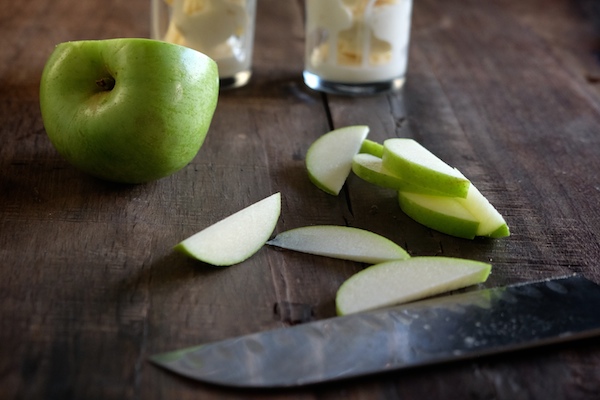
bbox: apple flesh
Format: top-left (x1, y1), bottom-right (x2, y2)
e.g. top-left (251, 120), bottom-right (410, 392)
top-left (382, 138), bottom-right (470, 198)
top-left (454, 172), bottom-right (510, 237)
top-left (457, 187), bottom-right (510, 238)
top-left (39, 38), bottom-right (219, 183)
top-left (335, 256), bottom-right (492, 315)
top-left (267, 225), bottom-right (410, 264)
top-left (306, 125), bottom-right (369, 195)
top-left (175, 193), bottom-right (281, 266)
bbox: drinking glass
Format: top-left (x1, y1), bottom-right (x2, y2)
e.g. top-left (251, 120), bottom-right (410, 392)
top-left (151, 0), bottom-right (257, 89)
top-left (303, 0), bottom-right (413, 95)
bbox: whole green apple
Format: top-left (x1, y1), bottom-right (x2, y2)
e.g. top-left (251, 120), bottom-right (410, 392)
top-left (39, 38), bottom-right (219, 183)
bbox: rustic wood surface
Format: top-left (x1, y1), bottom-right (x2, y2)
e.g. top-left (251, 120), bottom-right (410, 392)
top-left (2, 0), bottom-right (600, 398)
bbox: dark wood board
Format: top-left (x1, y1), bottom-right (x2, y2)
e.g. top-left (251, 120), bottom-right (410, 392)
top-left (1, 0), bottom-right (600, 398)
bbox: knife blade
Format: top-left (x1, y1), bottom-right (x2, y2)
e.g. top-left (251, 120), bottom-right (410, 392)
top-left (150, 275), bottom-right (600, 388)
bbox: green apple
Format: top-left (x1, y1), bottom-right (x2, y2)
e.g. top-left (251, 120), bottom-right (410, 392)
top-left (175, 193), bottom-right (281, 266)
top-left (352, 153), bottom-right (453, 196)
top-left (267, 225), bottom-right (410, 264)
top-left (306, 125), bottom-right (369, 195)
top-left (336, 256), bottom-right (492, 315)
top-left (382, 138), bottom-right (470, 198)
top-left (398, 191), bottom-right (480, 239)
top-left (359, 139), bottom-right (384, 158)
top-left (39, 38), bottom-right (219, 183)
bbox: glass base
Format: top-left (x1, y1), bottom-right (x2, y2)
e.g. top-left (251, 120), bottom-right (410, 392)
top-left (303, 70), bottom-right (405, 96)
top-left (220, 70), bottom-right (252, 90)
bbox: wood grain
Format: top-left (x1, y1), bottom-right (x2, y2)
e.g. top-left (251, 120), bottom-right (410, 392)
top-left (1, 0), bottom-right (600, 398)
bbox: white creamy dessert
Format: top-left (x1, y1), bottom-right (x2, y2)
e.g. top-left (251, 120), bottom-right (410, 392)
top-left (154, 0), bottom-right (255, 80)
top-left (305, 0), bottom-right (413, 84)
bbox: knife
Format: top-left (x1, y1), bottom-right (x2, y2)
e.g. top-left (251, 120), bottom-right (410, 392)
top-left (150, 274), bottom-right (600, 388)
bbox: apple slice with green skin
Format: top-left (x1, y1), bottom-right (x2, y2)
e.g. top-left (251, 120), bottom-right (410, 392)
top-left (39, 38), bottom-right (219, 184)
top-left (352, 153), bottom-right (455, 196)
top-left (398, 191), bottom-right (480, 239)
top-left (454, 172), bottom-right (510, 238)
top-left (175, 193), bottom-right (281, 266)
top-left (359, 139), bottom-right (384, 158)
top-left (382, 138), bottom-right (470, 198)
top-left (306, 125), bottom-right (370, 195)
top-left (267, 225), bottom-right (410, 264)
top-left (457, 186), bottom-right (510, 237)
top-left (335, 256), bottom-right (492, 315)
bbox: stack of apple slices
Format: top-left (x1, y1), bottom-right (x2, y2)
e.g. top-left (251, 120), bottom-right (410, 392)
top-left (305, 126), bottom-right (510, 239)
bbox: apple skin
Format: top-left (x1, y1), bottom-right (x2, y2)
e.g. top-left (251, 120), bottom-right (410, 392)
top-left (359, 139), bottom-right (384, 158)
top-left (382, 138), bottom-right (470, 198)
top-left (398, 191), bottom-right (480, 239)
top-left (352, 153), bottom-right (456, 196)
top-left (39, 38), bottom-right (219, 183)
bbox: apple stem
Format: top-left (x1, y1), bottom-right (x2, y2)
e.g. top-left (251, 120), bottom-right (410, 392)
top-left (96, 76), bottom-right (115, 91)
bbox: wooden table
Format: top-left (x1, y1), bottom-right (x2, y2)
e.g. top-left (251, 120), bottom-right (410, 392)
top-left (2, 0), bottom-right (600, 398)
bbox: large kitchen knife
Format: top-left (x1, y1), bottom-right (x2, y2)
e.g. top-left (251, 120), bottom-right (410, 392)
top-left (150, 275), bottom-right (600, 388)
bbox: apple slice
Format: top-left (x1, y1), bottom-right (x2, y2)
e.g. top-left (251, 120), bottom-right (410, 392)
top-left (398, 192), bottom-right (480, 239)
top-left (457, 186), bottom-right (510, 238)
top-left (352, 153), bottom-right (454, 196)
top-left (306, 125), bottom-right (370, 195)
top-left (382, 138), bottom-right (470, 198)
top-left (454, 172), bottom-right (510, 238)
top-left (336, 256), bottom-right (492, 315)
top-left (359, 139), bottom-right (384, 158)
top-left (175, 192), bottom-right (281, 266)
top-left (267, 225), bottom-right (410, 264)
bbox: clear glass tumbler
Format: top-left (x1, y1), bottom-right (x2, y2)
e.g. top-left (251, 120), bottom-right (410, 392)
top-left (151, 0), bottom-right (257, 89)
top-left (303, 0), bottom-right (413, 95)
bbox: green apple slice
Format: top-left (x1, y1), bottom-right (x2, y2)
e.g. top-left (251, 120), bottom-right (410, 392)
top-left (454, 172), bottom-right (510, 238)
top-left (352, 153), bottom-right (454, 196)
top-left (336, 256), bottom-right (492, 315)
top-left (457, 185), bottom-right (510, 237)
top-left (306, 125), bottom-right (370, 195)
top-left (267, 225), bottom-right (410, 264)
top-left (359, 139), bottom-right (384, 158)
top-left (488, 223), bottom-right (510, 238)
top-left (382, 138), bottom-right (470, 198)
top-left (398, 192), bottom-right (480, 239)
top-left (175, 193), bottom-right (281, 266)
